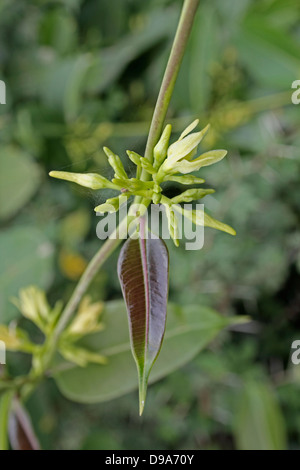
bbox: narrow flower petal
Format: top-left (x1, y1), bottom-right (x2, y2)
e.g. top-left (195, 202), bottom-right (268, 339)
top-left (173, 205), bottom-right (236, 236)
top-left (161, 124), bottom-right (210, 174)
top-left (174, 149), bottom-right (227, 174)
top-left (179, 119), bottom-right (199, 140)
top-left (199, 211), bottom-right (236, 236)
top-left (193, 149), bottom-right (227, 168)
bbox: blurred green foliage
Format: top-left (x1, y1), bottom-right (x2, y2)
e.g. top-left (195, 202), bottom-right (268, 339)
top-left (0, 0), bottom-right (300, 450)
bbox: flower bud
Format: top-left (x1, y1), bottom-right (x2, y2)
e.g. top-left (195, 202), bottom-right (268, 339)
top-left (153, 124), bottom-right (172, 169)
top-left (140, 158), bottom-right (156, 174)
top-left (164, 175), bottom-right (205, 185)
top-left (164, 203), bottom-right (179, 246)
top-left (171, 188), bottom-right (215, 204)
top-left (95, 195), bottom-right (128, 213)
top-left (103, 147), bottom-right (128, 180)
top-left (49, 171), bottom-right (118, 190)
top-left (126, 150), bottom-right (142, 167)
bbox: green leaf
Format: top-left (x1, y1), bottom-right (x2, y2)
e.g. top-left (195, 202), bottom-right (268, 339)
top-left (234, 380), bottom-right (287, 450)
top-left (0, 147), bottom-right (41, 221)
top-left (39, 9), bottom-right (77, 55)
top-left (40, 55), bottom-right (92, 121)
top-left (189, 4), bottom-right (219, 112)
top-left (235, 16), bottom-right (300, 88)
top-left (54, 300), bottom-right (236, 408)
top-left (117, 232), bottom-right (169, 415)
top-left (85, 8), bottom-right (178, 94)
top-left (0, 227), bottom-right (54, 322)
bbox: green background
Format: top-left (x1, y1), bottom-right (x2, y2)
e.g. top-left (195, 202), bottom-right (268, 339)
top-left (0, 0), bottom-right (300, 450)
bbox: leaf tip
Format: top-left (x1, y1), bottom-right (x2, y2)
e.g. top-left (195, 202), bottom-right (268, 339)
top-left (139, 400), bottom-right (145, 416)
top-left (138, 375), bottom-right (148, 416)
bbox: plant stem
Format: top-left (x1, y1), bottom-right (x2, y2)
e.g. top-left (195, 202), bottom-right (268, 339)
top-left (0, 0), bottom-right (200, 447)
top-left (0, 391), bottom-right (13, 450)
top-left (49, 0), bottom-right (200, 350)
top-left (52, 216), bottom-right (132, 342)
top-left (142, 0), bottom-right (200, 173)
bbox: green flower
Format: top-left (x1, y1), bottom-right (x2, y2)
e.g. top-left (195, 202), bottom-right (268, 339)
top-left (49, 119), bottom-right (236, 245)
top-left (9, 287), bottom-right (107, 368)
top-left (157, 121), bottom-right (227, 177)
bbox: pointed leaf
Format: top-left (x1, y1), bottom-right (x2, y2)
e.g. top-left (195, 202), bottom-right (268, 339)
top-left (117, 228), bottom-right (169, 415)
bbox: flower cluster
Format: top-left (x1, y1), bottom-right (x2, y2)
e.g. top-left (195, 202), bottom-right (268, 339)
top-left (50, 120), bottom-right (235, 245)
top-left (0, 287), bottom-right (106, 370)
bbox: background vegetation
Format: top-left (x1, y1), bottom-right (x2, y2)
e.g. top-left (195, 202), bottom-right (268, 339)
top-left (0, 0), bottom-right (300, 449)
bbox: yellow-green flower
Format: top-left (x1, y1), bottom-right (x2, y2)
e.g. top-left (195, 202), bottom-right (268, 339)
top-left (49, 119), bottom-right (236, 245)
top-left (157, 122), bottom-right (227, 177)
